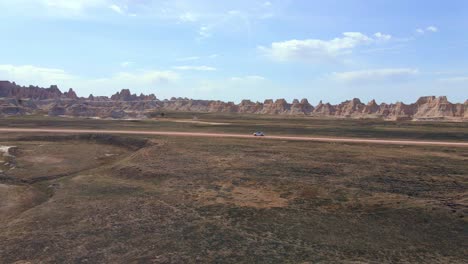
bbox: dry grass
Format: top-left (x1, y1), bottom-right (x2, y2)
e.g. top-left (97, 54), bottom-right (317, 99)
top-left (0, 119), bottom-right (467, 263)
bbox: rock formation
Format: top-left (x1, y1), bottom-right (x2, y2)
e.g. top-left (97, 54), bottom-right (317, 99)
top-left (0, 81), bottom-right (466, 121)
top-left (111, 89), bottom-right (157, 101)
top-left (314, 101), bottom-right (336, 116)
top-left (0, 81), bottom-right (63, 100)
top-left (63, 88), bottom-right (78, 99)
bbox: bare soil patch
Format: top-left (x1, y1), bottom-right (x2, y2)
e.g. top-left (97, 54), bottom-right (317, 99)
top-left (195, 182), bottom-right (289, 208)
top-left (24, 155), bottom-right (64, 164)
top-left (4, 140), bottom-right (130, 181)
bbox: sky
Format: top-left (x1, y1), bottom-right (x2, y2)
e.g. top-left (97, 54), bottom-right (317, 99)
top-left (0, 0), bottom-right (467, 104)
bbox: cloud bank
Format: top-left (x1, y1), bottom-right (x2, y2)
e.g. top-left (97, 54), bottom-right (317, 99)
top-left (259, 32), bottom-right (391, 62)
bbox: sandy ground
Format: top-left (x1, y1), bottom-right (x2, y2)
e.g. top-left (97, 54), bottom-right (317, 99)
top-left (0, 127), bottom-right (467, 147)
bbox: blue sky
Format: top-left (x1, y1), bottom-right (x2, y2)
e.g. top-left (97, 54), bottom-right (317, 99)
top-left (0, 0), bottom-right (467, 103)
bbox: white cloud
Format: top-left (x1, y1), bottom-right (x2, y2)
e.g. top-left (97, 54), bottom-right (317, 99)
top-left (3, 1), bottom-right (275, 38)
top-left (415, 26), bottom-right (439, 34)
top-left (192, 76), bottom-right (267, 98)
top-left (438, 76), bottom-right (468, 82)
top-left (120, 61), bottom-right (134, 67)
top-left (176, 56), bottom-right (201, 61)
top-left (426, 26), bottom-right (438, 32)
top-left (374, 32), bottom-right (392, 41)
top-left (198, 26), bottom-right (212, 38)
top-left (176, 55), bottom-right (218, 61)
top-left (230, 75), bottom-right (266, 81)
top-left (332, 68), bottom-right (419, 83)
top-left (79, 70), bottom-right (179, 96)
top-left (109, 4), bottom-right (123, 14)
top-left (259, 32), bottom-right (390, 62)
top-left (173, 66), bottom-right (217, 71)
top-left (179, 12), bottom-right (198, 22)
top-left (33, 0), bottom-right (111, 17)
top-left (42, 0), bottom-right (108, 11)
top-left (0, 64), bottom-right (179, 96)
top-left (3, 0), bottom-right (133, 17)
top-left (97, 70), bottom-right (179, 84)
top-left (227, 10), bottom-right (242, 16)
top-left (190, 75), bottom-right (271, 101)
top-left (0, 64), bottom-right (74, 87)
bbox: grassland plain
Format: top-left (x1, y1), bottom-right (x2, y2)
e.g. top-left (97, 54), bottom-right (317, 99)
top-left (0, 116), bottom-right (467, 263)
top-left (0, 113), bottom-right (467, 141)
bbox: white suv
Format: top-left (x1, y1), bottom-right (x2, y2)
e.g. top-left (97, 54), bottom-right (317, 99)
top-left (253, 131), bottom-right (265, 136)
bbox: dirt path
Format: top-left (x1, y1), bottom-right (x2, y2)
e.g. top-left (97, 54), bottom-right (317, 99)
top-left (0, 127), bottom-right (467, 147)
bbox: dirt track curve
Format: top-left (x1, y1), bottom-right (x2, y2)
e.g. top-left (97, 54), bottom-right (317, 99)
top-left (0, 128), bottom-right (467, 147)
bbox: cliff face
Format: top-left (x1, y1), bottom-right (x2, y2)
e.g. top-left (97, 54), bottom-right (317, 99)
top-left (63, 88), bottom-right (78, 99)
top-left (0, 98), bottom-right (37, 116)
top-left (110, 89), bottom-right (157, 101)
top-left (314, 101), bottom-right (336, 115)
top-left (0, 81), bottom-right (76, 100)
top-left (413, 96), bottom-right (461, 118)
top-left (0, 81), bottom-right (466, 121)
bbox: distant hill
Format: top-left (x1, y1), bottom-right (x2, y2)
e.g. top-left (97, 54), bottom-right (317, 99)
top-left (0, 81), bottom-right (466, 121)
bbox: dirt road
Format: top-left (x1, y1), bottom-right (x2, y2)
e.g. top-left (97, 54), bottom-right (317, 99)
top-left (0, 127), bottom-right (467, 147)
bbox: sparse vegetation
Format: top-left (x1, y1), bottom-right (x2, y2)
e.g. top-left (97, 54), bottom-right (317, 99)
top-left (0, 117), bottom-right (466, 263)
top-left (0, 113), bottom-right (467, 141)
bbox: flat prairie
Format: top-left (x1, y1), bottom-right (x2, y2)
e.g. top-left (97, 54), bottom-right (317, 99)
top-left (0, 115), bottom-right (467, 263)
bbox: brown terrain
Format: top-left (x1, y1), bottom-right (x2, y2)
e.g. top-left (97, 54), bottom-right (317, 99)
top-left (1, 81), bottom-right (467, 121)
top-left (0, 129), bottom-right (467, 263)
top-left (0, 127), bottom-right (467, 147)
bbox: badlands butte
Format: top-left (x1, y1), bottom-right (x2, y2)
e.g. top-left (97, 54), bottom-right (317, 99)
top-left (0, 80), bottom-right (467, 121)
